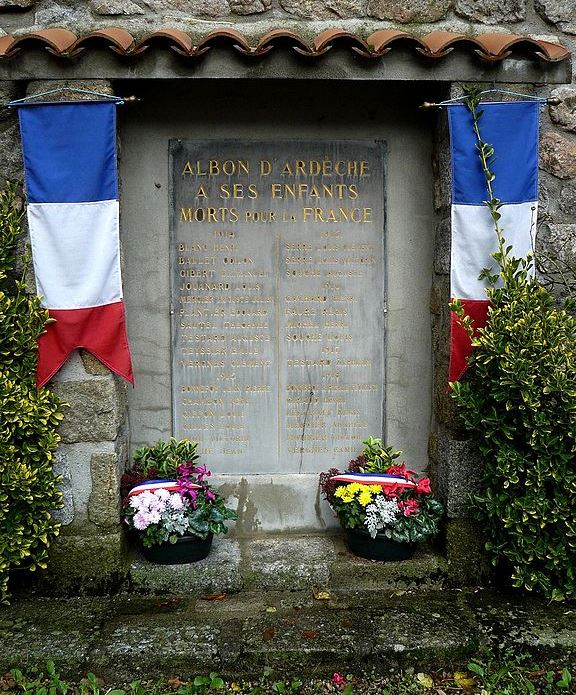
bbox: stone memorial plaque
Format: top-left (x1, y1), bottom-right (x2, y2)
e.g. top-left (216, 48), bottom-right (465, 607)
top-left (170, 141), bottom-right (385, 474)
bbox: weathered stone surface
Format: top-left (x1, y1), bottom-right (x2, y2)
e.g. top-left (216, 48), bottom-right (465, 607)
top-left (0, 0), bottom-right (35, 8)
top-left (247, 537), bottom-right (335, 590)
top-left (550, 87), bottom-right (576, 134)
top-left (46, 531), bottom-right (128, 594)
top-left (92, 0), bottom-right (145, 14)
top-left (88, 453), bottom-right (121, 529)
top-left (538, 223), bottom-right (576, 267)
top-left (35, 1), bottom-right (93, 24)
top-left (143, 0), bottom-right (230, 16)
top-left (131, 539), bottom-right (243, 594)
top-left (367, 0), bottom-right (450, 21)
top-left (331, 540), bottom-right (448, 590)
top-left (560, 184), bottom-right (576, 216)
top-left (437, 432), bottom-right (483, 519)
top-left (434, 218), bottom-right (451, 276)
top-left (91, 615), bottom-right (220, 681)
top-left (80, 350), bottom-right (111, 376)
top-left (455, 0), bottom-right (524, 22)
top-left (0, 598), bottom-right (112, 675)
top-left (53, 378), bottom-right (125, 443)
top-left (432, 145), bottom-right (451, 211)
top-left (52, 450), bottom-right (74, 526)
top-left (535, 0), bottom-right (576, 33)
top-left (540, 131), bottom-right (576, 180)
top-left (230, 0), bottom-right (270, 14)
top-left (281, 0), bottom-right (366, 18)
top-left (445, 519), bottom-right (487, 583)
top-left (0, 122), bottom-right (23, 182)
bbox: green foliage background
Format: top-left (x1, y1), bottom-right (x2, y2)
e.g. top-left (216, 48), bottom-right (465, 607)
top-left (450, 90), bottom-right (576, 601)
top-left (0, 182), bottom-right (64, 603)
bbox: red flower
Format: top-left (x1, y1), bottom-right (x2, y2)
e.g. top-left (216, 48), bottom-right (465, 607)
top-left (332, 673), bottom-right (346, 687)
top-left (416, 477), bottom-right (432, 495)
top-left (398, 499), bottom-right (420, 517)
top-left (386, 463), bottom-right (416, 480)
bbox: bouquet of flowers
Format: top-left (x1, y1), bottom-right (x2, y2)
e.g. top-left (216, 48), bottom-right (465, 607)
top-left (122, 454), bottom-right (236, 548)
top-left (319, 437), bottom-right (443, 545)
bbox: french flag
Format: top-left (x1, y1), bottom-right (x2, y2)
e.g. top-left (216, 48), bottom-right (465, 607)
top-left (448, 101), bottom-right (539, 382)
top-left (19, 101), bottom-right (133, 388)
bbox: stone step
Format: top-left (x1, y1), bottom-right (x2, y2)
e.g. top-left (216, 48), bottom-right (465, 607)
top-left (2, 589), bottom-right (575, 682)
top-left (128, 533), bottom-right (449, 595)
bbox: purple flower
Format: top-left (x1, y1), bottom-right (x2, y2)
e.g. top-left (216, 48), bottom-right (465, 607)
top-left (205, 488), bottom-right (216, 503)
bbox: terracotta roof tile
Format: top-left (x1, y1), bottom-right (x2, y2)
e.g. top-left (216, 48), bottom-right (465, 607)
top-left (0, 28), bottom-right (568, 63)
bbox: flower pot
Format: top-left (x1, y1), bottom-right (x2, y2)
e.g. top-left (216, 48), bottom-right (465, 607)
top-left (140, 532), bottom-right (213, 564)
top-left (345, 528), bottom-right (415, 561)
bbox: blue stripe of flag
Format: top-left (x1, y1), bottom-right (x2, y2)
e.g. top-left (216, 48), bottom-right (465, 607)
top-left (19, 101), bottom-right (118, 204)
top-left (448, 101), bottom-right (539, 206)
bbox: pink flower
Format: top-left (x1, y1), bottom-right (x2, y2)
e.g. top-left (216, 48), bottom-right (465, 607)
top-left (133, 511), bottom-right (151, 530)
top-left (416, 477), bottom-right (432, 495)
top-left (398, 499), bottom-right (420, 517)
top-left (205, 489), bottom-right (216, 503)
top-left (332, 673), bottom-right (346, 687)
top-left (169, 493), bottom-right (184, 510)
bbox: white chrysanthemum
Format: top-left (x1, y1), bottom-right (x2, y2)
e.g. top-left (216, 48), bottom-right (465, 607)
top-left (364, 497), bottom-right (400, 538)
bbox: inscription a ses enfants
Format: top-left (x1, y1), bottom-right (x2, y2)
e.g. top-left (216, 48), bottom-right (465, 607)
top-left (170, 142), bottom-right (385, 475)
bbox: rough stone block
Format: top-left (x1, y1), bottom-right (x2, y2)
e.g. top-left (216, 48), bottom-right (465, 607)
top-left (90, 613), bottom-right (219, 681)
top-left (455, 0), bottom-right (524, 22)
top-left (46, 531), bottom-right (128, 594)
top-left (280, 0), bottom-right (366, 18)
top-left (432, 146), bottom-right (451, 212)
top-left (246, 536), bottom-right (335, 590)
top-left (540, 131), bottom-right (576, 180)
top-left (535, 0), bottom-right (576, 33)
top-left (52, 449), bottom-right (74, 526)
top-left (53, 378), bottom-right (125, 443)
top-left (130, 539), bottom-right (243, 594)
top-left (0, 598), bottom-right (112, 677)
top-left (550, 87), bottom-right (576, 134)
top-left (144, 0), bottom-right (230, 16)
top-left (230, 0), bottom-right (270, 13)
top-left (88, 452), bottom-right (122, 529)
top-left (538, 223), bottom-right (576, 267)
top-left (367, 0), bottom-right (450, 21)
top-left (0, 122), bottom-right (23, 182)
top-left (434, 218), bottom-right (451, 276)
top-left (0, 0), bottom-right (35, 8)
top-left (35, 1), bottom-right (93, 23)
top-left (370, 592), bottom-right (479, 664)
top-left (445, 518), bottom-right (487, 584)
top-left (560, 184), bottom-right (576, 216)
top-left (330, 541), bottom-right (448, 590)
top-left (92, 0), bottom-right (145, 14)
top-left (80, 350), bottom-right (112, 376)
top-left (437, 431), bottom-right (482, 519)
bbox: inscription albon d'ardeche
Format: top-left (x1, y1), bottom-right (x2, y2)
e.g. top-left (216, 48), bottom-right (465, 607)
top-left (170, 141), bottom-right (385, 474)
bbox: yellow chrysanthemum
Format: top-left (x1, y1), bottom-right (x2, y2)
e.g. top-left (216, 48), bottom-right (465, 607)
top-left (334, 484), bottom-right (356, 503)
top-left (358, 490), bottom-right (373, 506)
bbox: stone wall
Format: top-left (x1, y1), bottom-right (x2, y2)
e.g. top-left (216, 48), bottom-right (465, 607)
top-left (0, 0), bottom-right (574, 591)
top-left (0, 0), bottom-right (572, 29)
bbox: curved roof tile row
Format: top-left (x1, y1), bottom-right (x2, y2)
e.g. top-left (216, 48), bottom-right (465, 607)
top-left (0, 27), bottom-right (569, 63)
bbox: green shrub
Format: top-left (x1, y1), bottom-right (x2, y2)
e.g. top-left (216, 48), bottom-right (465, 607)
top-left (0, 181), bottom-right (65, 604)
top-left (450, 90), bottom-right (576, 600)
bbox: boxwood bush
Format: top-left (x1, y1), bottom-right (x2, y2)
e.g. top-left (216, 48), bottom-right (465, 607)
top-left (450, 90), bottom-right (576, 601)
top-left (0, 182), bottom-right (64, 603)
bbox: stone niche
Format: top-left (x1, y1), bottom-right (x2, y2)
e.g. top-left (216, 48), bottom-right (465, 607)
top-left (119, 79), bottom-right (437, 532)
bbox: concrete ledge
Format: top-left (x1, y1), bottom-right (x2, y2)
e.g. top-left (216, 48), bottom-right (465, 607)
top-left (128, 534), bottom-right (449, 595)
